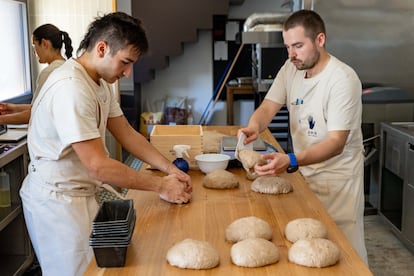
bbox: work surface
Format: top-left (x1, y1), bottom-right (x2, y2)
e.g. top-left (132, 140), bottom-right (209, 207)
top-left (84, 126), bottom-right (372, 275)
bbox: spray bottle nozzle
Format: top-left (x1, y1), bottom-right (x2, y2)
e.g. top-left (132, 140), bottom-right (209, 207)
top-left (173, 145), bottom-right (191, 158)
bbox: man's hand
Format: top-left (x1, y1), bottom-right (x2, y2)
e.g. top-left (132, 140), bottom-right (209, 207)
top-left (159, 174), bottom-right (192, 204)
top-left (254, 152), bottom-right (290, 176)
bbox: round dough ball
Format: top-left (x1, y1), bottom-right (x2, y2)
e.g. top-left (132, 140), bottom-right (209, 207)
top-left (288, 238), bottom-right (340, 268)
top-left (166, 239), bottom-right (220, 269)
top-left (203, 169), bottom-right (239, 189)
top-left (285, 218), bottom-right (328, 243)
top-left (251, 176), bottom-right (293, 194)
top-left (225, 216), bottom-right (273, 243)
top-left (231, 238), bottom-right (280, 268)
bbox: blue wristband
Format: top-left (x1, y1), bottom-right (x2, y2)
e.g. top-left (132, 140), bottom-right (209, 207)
top-left (287, 153), bottom-right (298, 173)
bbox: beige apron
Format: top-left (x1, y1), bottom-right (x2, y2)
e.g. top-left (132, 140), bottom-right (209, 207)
top-left (20, 70), bottom-right (114, 275)
top-left (288, 78), bottom-right (368, 264)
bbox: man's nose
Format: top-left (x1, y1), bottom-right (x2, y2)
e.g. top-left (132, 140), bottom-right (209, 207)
top-left (123, 65), bottom-right (133, 78)
top-left (288, 48), bottom-right (296, 59)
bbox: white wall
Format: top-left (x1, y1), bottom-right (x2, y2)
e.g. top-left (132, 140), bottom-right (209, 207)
top-left (140, 0), bottom-right (288, 126)
top-left (28, 0), bottom-right (113, 83)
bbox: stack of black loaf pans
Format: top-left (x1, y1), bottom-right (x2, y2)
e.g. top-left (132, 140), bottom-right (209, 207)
top-left (89, 199), bottom-right (136, 267)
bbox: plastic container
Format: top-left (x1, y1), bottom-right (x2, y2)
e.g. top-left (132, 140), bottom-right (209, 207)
top-left (0, 170), bottom-right (11, 207)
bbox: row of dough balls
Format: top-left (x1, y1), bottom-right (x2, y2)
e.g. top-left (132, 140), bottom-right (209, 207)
top-left (285, 218), bottom-right (341, 268)
top-left (166, 216), bottom-right (341, 270)
top-left (166, 216), bottom-right (277, 269)
top-left (203, 169), bottom-right (293, 195)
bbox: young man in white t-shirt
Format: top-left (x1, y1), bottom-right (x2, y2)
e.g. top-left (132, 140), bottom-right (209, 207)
top-left (239, 10), bottom-right (368, 264)
top-left (20, 12), bottom-right (192, 275)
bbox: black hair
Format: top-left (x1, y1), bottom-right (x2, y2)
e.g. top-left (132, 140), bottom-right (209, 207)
top-left (283, 10), bottom-right (326, 40)
top-left (32, 23), bottom-right (73, 58)
top-left (77, 12), bottom-right (149, 57)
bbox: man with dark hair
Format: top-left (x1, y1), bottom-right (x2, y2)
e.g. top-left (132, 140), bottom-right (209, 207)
top-left (239, 9), bottom-right (368, 264)
top-left (20, 12), bottom-right (192, 275)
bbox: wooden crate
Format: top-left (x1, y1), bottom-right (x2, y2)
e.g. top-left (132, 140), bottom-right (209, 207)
top-left (150, 125), bottom-right (203, 169)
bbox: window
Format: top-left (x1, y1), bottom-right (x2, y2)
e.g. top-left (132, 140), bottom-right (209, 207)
top-left (0, 0), bottom-right (32, 103)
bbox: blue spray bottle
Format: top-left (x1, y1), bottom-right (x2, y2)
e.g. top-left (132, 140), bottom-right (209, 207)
top-left (172, 145), bottom-right (191, 173)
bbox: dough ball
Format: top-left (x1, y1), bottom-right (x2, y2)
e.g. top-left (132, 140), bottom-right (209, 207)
top-left (203, 131), bottom-right (227, 153)
top-left (231, 238), bottom-right (280, 267)
top-left (288, 238), bottom-right (340, 268)
top-left (251, 176), bottom-right (293, 194)
top-left (238, 149), bottom-right (266, 180)
top-left (225, 216), bottom-right (273, 243)
top-left (284, 218), bottom-right (328, 243)
top-left (166, 239), bottom-right (220, 269)
top-left (203, 169), bottom-right (239, 189)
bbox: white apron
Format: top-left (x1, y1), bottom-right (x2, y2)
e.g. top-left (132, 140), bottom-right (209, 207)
top-left (288, 75), bottom-right (368, 264)
top-left (20, 61), bottom-right (114, 275)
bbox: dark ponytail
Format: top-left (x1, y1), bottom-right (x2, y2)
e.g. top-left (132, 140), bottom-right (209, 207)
top-left (33, 24), bottom-right (73, 59)
top-left (60, 31), bottom-right (73, 58)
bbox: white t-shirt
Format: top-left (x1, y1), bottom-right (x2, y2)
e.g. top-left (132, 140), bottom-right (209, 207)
top-left (32, 59), bottom-right (65, 102)
top-left (28, 58), bottom-right (123, 194)
top-left (265, 55), bottom-right (364, 179)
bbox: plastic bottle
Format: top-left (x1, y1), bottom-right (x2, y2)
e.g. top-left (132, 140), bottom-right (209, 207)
top-left (172, 145), bottom-right (191, 173)
top-left (0, 170), bottom-right (11, 207)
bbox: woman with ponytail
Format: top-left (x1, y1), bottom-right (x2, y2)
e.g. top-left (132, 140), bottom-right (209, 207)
top-left (0, 23), bottom-right (73, 124)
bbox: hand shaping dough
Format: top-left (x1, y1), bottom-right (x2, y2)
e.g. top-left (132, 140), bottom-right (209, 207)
top-left (231, 238), bottom-right (280, 267)
top-left (203, 169), bottom-right (239, 189)
top-left (166, 239), bottom-right (220, 270)
top-left (288, 238), bottom-right (340, 268)
top-left (284, 218), bottom-right (328, 243)
top-left (225, 216), bottom-right (273, 243)
top-left (251, 176), bottom-right (293, 194)
top-left (238, 149), bottom-right (267, 180)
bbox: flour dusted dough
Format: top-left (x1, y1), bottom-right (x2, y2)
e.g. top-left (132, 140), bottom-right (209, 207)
top-left (238, 149), bottom-right (267, 180)
top-left (288, 238), bottom-right (340, 268)
top-left (166, 239), bottom-right (220, 269)
top-left (285, 218), bottom-right (328, 243)
top-left (231, 238), bottom-right (280, 267)
top-left (203, 169), bottom-right (239, 189)
top-left (251, 176), bottom-right (293, 194)
top-left (225, 216), bottom-right (273, 243)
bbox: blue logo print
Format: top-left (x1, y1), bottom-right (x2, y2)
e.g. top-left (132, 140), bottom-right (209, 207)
top-left (308, 115), bottom-right (315, 129)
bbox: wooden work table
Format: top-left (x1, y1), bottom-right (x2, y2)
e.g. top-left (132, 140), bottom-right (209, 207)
top-left (84, 126), bottom-right (372, 276)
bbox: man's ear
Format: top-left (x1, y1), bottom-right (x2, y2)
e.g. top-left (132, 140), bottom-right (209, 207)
top-left (315, 32), bottom-right (325, 48)
top-left (96, 41), bottom-right (108, 57)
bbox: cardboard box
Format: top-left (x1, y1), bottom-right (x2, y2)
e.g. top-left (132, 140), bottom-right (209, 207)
top-left (150, 125), bottom-right (203, 169)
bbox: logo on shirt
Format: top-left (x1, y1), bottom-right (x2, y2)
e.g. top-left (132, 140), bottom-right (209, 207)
top-left (308, 115), bottom-right (315, 129)
top-left (307, 115), bottom-right (317, 137)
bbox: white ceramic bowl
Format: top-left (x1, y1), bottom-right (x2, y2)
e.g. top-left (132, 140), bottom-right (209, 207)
top-left (195, 153), bottom-right (231, 174)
